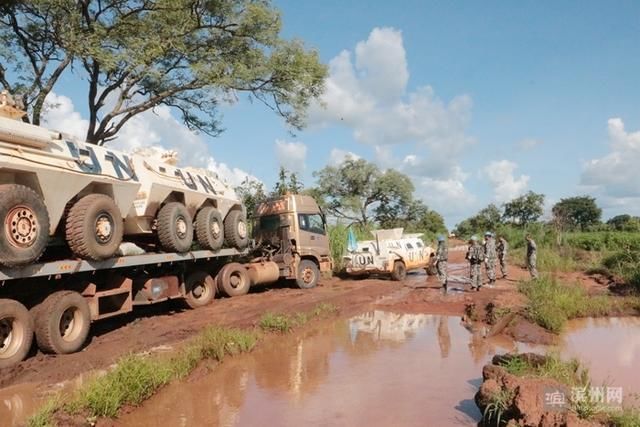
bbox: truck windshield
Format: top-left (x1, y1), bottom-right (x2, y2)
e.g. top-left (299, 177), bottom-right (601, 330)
top-left (257, 215), bottom-right (281, 232)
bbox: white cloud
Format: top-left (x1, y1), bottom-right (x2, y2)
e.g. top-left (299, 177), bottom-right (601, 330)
top-left (484, 160), bottom-right (530, 203)
top-left (581, 118), bottom-right (640, 214)
top-left (42, 93), bottom-right (89, 139)
top-left (275, 140), bottom-right (307, 173)
top-left (329, 148), bottom-right (360, 165)
top-left (517, 138), bottom-right (543, 150)
top-left (308, 27), bottom-right (475, 215)
top-left (41, 92), bottom-right (259, 188)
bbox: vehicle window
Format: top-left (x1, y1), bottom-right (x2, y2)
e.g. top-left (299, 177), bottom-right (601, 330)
top-left (406, 243), bottom-right (414, 249)
top-left (298, 214), bottom-right (325, 235)
top-left (258, 215), bottom-right (280, 232)
top-left (416, 241), bottom-right (423, 248)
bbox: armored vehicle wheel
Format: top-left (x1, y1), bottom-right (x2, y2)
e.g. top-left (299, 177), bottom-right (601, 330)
top-left (0, 299), bottom-right (34, 368)
top-left (66, 194), bottom-right (123, 260)
top-left (182, 271), bottom-right (216, 309)
top-left (0, 184), bottom-right (50, 267)
top-left (224, 210), bottom-right (248, 250)
top-left (391, 261), bottom-right (407, 281)
top-left (34, 291), bottom-right (90, 354)
top-left (217, 263), bottom-right (251, 297)
top-left (296, 259), bottom-right (319, 289)
top-left (195, 207), bottom-right (224, 251)
top-left (157, 202), bottom-right (193, 253)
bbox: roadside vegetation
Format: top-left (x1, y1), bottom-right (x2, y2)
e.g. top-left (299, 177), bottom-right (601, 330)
top-left (28, 303), bottom-right (338, 427)
top-left (484, 353), bottom-right (640, 426)
top-left (518, 278), bottom-right (615, 333)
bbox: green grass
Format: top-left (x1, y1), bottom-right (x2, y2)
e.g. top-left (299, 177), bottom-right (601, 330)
top-left (501, 353), bottom-right (589, 387)
top-left (27, 395), bottom-right (61, 427)
top-left (27, 326), bottom-right (257, 425)
top-left (482, 389), bottom-right (514, 427)
top-left (259, 303), bottom-right (339, 333)
top-left (518, 277), bottom-right (613, 333)
top-left (608, 408), bottom-right (640, 427)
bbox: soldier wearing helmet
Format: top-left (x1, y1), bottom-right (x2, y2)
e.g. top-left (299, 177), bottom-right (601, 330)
top-left (484, 231), bottom-right (497, 286)
top-left (435, 234), bottom-right (448, 291)
top-left (465, 235), bottom-right (485, 291)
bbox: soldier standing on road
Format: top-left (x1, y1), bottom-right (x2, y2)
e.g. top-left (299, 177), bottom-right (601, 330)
top-left (465, 235), bottom-right (485, 291)
top-left (526, 234), bottom-right (539, 279)
top-left (435, 235), bottom-right (448, 291)
top-left (496, 235), bottom-right (508, 278)
top-left (483, 232), bottom-right (497, 286)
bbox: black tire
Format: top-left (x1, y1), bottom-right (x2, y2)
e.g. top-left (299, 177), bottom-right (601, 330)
top-left (391, 261), bottom-right (407, 281)
top-left (182, 271), bottom-right (216, 309)
top-left (296, 259), bottom-right (320, 289)
top-left (0, 299), bottom-right (34, 369)
top-left (34, 291), bottom-right (91, 354)
top-left (195, 207), bottom-right (224, 251)
top-left (217, 263), bottom-right (251, 297)
top-left (0, 184), bottom-right (50, 267)
top-left (224, 210), bottom-right (249, 250)
top-left (65, 194), bottom-right (123, 260)
top-left (157, 202), bottom-right (193, 253)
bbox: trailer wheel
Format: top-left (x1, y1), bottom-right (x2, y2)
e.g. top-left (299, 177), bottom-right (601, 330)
top-left (183, 271), bottom-right (216, 309)
top-left (34, 291), bottom-right (90, 355)
top-left (217, 263), bottom-right (251, 297)
top-left (157, 202), bottom-right (193, 253)
top-left (66, 194), bottom-right (123, 260)
top-left (296, 259), bottom-right (319, 289)
top-left (195, 207), bottom-right (224, 251)
top-left (391, 261), bottom-right (407, 281)
top-left (224, 210), bottom-right (248, 250)
top-left (0, 184), bottom-right (50, 267)
top-left (0, 299), bottom-right (34, 368)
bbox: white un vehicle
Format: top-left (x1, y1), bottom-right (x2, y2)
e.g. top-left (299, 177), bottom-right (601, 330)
top-left (343, 228), bottom-right (435, 281)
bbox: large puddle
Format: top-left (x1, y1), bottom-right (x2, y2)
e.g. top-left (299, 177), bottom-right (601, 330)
top-left (2, 314), bottom-right (640, 426)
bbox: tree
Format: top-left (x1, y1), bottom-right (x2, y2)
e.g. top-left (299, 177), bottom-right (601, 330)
top-left (0, 1), bottom-right (327, 144)
top-left (607, 214), bottom-right (640, 232)
top-left (503, 191), bottom-right (545, 226)
top-left (272, 167), bottom-right (303, 196)
top-left (313, 159), bottom-right (414, 226)
top-left (452, 204), bottom-right (502, 237)
top-left (552, 196), bottom-right (602, 231)
top-left (235, 177), bottom-right (266, 218)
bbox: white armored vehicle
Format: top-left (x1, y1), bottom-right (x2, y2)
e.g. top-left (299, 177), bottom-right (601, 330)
top-left (0, 92), bottom-right (246, 267)
top-left (343, 228), bottom-right (435, 280)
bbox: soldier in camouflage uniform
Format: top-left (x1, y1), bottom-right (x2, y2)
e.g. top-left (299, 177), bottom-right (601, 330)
top-left (465, 235), bottom-right (485, 291)
top-left (483, 232), bottom-right (497, 285)
top-left (526, 234), bottom-right (539, 279)
top-left (496, 235), bottom-right (508, 278)
top-left (435, 235), bottom-right (448, 290)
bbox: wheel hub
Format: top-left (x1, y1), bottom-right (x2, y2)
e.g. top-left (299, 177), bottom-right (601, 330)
top-left (302, 268), bottom-right (314, 284)
top-left (237, 221), bottom-right (247, 239)
top-left (95, 213), bottom-right (113, 243)
top-left (176, 216), bottom-right (187, 239)
top-left (211, 221), bottom-right (221, 238)
top-left (230, 274), bottom-right (241, 289)
top-left (5, 206), bottom-right (38, 248)
top-left (59, 308), bottom-right (78, 342)
top-left (0, 317), bottom-right (21, 358)
top-left (192, 284), bottom-right (203, 298)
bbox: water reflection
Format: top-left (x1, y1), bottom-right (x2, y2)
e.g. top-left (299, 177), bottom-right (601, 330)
top-left (3, 314), bottom-right (640, 427)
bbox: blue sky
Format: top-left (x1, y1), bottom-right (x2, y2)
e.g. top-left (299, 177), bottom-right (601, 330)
top-left (46, 1), bottom-right (640, 228)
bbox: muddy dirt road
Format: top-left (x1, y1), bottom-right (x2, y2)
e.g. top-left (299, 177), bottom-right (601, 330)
top-left (0, 245), bottom-right (583, 390)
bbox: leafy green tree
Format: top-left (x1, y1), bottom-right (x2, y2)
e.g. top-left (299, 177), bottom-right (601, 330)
top-left (235, 177), bottom-right (267, 218)
top-left (0, 0), bottom-right (327, 144)
top-left (453, 204), bottom-right (502, 237)
top-left (606, 214), bottom-right (640, 232)
top-left (503, 191), bottom-right (545, 226)
top-left (313, 159), bottom-right (414, 226)
top-left (272, 166), bottom-right (303, 196)
top-left (552, 196), bottom-right (602, 231)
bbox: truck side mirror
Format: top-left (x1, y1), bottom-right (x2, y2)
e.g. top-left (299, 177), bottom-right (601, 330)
top-left (279, 214), bottom-right (290, 227)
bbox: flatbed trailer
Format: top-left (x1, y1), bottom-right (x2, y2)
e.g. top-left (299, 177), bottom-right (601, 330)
top-left (0, 247), bottom-right (253, 369)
